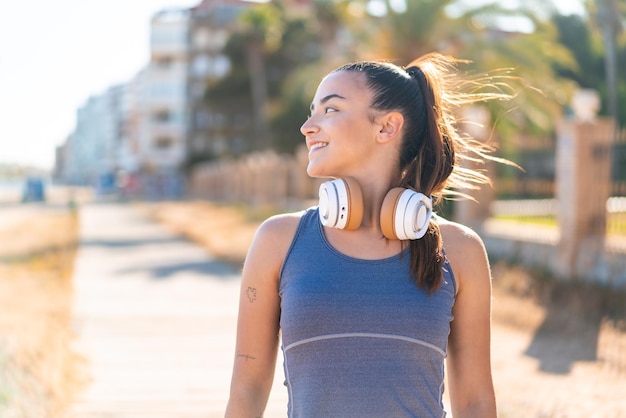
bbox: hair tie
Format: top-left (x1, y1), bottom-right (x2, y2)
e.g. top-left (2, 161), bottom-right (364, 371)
top-left (406, 66), bottom-right (426, 83)
top-left (405, 66), bottom-right (429, 141)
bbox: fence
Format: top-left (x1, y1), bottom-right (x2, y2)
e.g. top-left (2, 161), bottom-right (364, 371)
top-left (496, 127), bottom-right (626, 198)
top-left (493, 126), bottom-right (626, 236)
top-left (189, 146), bottom-right (322, 210)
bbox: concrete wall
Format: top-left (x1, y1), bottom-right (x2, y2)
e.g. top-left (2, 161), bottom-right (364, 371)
top-left (480, 219), bottom-right (626, 288)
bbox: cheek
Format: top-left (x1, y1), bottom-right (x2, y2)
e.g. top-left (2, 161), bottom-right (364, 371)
top-left (326, 116), bottom-right (361, 140)
top-left (337, 118), bottom-right (377, 145)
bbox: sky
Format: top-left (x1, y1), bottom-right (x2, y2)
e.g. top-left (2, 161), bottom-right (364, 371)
top-left (0, 0), bottom-right (585, 171)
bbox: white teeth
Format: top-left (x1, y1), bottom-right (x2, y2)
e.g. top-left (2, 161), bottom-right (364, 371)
top-left (310, 142), bottom-right (328, 150)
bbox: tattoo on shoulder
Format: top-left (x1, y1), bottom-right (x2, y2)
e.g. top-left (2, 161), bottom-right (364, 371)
top-left (237, 351), bottom-right (257, 362)
top-left (246, 286), bottom-right (257, 303)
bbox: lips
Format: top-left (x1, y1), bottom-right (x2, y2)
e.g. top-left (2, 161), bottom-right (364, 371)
top-left (309, 141), bottom-right (328, 151)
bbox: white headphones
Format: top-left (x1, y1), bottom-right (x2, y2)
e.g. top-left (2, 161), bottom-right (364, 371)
top-left (318, 177), bottom-right (433, 240)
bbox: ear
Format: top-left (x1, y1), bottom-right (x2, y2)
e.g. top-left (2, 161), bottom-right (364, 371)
top-left (375, 111), bottom-right (404, 144)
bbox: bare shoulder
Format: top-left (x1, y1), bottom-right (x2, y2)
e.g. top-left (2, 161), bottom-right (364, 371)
top-left (253, 210), bottom-right (305, 247)
top-left (243, 210), bottom-right (306, 279)
top-left (435, 216), bottom-right (490, 291)
top-left (436, 216), bottom-right (486, 253)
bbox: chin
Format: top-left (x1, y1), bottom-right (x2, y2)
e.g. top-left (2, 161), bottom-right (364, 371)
top-left (307, 166), bottom-right (330, 179)
top-left (307, 161), bottom-right (342, 179)
top-left (306, 163), bottom-right (321, 178)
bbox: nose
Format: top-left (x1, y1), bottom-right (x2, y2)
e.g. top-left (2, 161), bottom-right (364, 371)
top-left (300, 116), bottom-right (318, 137)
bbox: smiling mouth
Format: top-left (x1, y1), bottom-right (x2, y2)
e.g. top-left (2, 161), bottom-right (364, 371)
top-left (310, 142), bottom-right (328, 151)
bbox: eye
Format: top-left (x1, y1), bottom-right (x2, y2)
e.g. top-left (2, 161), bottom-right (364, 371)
top-left (325, 107), bottom-right (337, 114)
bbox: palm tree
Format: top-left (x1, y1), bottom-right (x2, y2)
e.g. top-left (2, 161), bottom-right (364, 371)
top-left (350, 0), bottom-right (577, 138)
top-left (589, 0), bottom-right (624, 124)
top-left (239, 3), bottom-right (285, 150)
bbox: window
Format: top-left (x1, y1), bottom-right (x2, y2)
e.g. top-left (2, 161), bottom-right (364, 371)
top-left (155, 57), bottom-right (173, 69)
top-left (211, 54), bottom-right (230, 78)
top-left (154, 137), bottom-right (173, 149)
top-left (150, 22), bottom-right (188, 48)
top-left (151, 82), bottom-right (185, 99)
top-left (195, 110), bottom-right (210, 129)
top-left (191, 81), bottom-right (205, 99)
top-left (153, 110), bottom-right (171, 122)
top-left (192, 54), bottom-right (211, 76)
top-left (193, 28), bottom-right (210, 49)
top-left (192, 135), bottom-right (206, 152)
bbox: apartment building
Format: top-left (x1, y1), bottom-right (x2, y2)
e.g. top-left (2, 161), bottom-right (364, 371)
top-left (141, 8), bottom-right (190, 172)
top-left (187, 0), bottom-right (252, 163)
top-left (60, 84), bottom-right (125, 189)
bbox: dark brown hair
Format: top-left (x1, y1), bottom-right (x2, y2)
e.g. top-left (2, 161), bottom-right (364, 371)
top-left (334, 53), bottom-right (511, 293)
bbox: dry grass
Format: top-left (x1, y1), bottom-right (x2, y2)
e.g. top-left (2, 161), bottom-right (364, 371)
top-left (0, 207), bottom-right (84, 418)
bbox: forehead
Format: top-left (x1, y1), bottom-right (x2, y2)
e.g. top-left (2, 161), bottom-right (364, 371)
top-left (313, 70), bottom-right (371, 103)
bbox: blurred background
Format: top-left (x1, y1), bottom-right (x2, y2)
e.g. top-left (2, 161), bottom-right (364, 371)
top-left (1, 0), bottom-right (625, 417)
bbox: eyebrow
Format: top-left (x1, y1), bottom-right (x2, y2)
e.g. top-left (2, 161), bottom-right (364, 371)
top-left (310, 93), bottom-right (346, 111)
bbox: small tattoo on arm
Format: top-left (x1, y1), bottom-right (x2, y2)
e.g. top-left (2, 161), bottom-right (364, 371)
top-left (246, 286), bottom-right (257, 303)
top-left (237, 351), bottom-right (257, 362)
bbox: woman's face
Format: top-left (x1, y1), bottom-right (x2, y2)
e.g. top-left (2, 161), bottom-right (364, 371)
top-left (301, 70), bottom-right (384, 179)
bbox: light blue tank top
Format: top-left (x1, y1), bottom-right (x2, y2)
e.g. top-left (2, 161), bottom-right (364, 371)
top-left (279, 208), bottom-right (456, 417)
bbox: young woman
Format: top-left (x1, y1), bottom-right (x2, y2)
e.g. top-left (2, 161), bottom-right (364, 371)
top-left (226, 52), bottom-right (503, 417)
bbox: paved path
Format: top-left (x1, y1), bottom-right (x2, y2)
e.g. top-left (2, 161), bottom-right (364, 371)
top-left (70, 203), bottom-right (288, 417)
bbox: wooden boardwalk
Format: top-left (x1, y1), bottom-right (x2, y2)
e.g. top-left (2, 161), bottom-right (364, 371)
top-left (69, 203), bottom-right (288, 417)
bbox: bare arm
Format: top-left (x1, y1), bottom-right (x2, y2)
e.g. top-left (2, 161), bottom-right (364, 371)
top-left (442, 223), bottom-right (497, 418)
top-left (225, 214), bottom-right (299, 417)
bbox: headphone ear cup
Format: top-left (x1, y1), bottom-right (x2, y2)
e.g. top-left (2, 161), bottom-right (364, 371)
top-left (318, 177), bottom-right (363, 230)
top-left (380, 188), bottom-right (404, 240)
top-left (381, 188), bottom-right (433, 240)
top-left (342, 177), bottom-right (364, 230)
